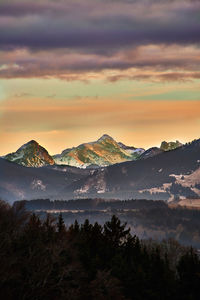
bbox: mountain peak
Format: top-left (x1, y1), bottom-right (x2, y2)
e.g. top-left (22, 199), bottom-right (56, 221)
top-left (18, 140), bottom-right (39, 151)
top-left (160, 140), bottom-right (183, 151)
top-left (5, 140), bottom-right (54, 167)
top-left (24, 139), bottom-right (38, 146)
top-left (28, 139), bottom-right (38, 145)
top-left (97, 134), bottom-right (114, 142)
top-left (53, 134), bottom-right (144, 168)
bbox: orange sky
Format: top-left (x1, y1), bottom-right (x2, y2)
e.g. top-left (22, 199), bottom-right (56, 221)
top-left (1, 95), bottom-right (200, 155)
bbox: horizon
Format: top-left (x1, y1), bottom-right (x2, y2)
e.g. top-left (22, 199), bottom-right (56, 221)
top-left (0, 132), bottom-right (197, 157)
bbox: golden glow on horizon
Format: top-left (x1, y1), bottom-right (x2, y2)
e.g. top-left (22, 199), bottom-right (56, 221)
top-left (0, 97), bottom-right (200, 155)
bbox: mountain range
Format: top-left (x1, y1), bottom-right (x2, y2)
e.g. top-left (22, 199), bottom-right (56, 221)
top-left (3, 134), bottom-right (182, 168)
top-left (1, 135), bottom-right (199, 203)
top-left (72, 139), bottom-right (200, 201)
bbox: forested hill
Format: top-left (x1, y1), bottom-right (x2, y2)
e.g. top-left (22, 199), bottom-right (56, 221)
top-left (15, 198), bottom-right (200, 248)
top-left (0, 200), bottom-right (200, 300)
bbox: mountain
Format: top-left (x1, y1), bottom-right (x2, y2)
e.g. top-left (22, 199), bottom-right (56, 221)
top-left (1, 139), bottom-right (200, 203)
top-left (139, 147), bottom-right (164, 160)
top-left (4, 140), bottom-right (55, 167)
top-left (70, 139), bottom-right (200, 201)
top-left (53, 134), bottom-right (144, 168)
top-left (160, 140), bottom-right (183, 151)
top-left (4, 136), bottom-right (182, 170)
top-left (117, 142), bottom-right (144, 155)
top-left (0, 158), bottom-right (91, 203)
top-left (138, 141), bottom-right (182, 160)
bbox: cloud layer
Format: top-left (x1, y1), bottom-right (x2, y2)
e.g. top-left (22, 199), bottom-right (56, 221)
top-left (0, 0), bottom-right (200, 81)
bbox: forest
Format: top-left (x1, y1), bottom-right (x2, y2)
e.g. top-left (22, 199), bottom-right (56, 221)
top-left (16, 198), bottom-right (200, 248)
top-left (15, 198), bottom-right (167, 211)
top-left (0, 199), bottom-right (200, 300)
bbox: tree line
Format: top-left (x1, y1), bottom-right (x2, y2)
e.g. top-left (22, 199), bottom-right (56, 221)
top-left (17, 198), bottom-right (200, 247)
top-left (0, 200), bottom-right (200, 300)
top-left (14, 198), bottom-right (167, 211)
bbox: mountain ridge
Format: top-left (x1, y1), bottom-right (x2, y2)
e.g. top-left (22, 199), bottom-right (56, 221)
top-left (53, 134), bottom-right (145, 168)
top-left (2, 135), bottom-right (184, 169)
top-left (0, 138), bottom-right (199, 203)
top-left (70, 138), bottom-right (200, 201)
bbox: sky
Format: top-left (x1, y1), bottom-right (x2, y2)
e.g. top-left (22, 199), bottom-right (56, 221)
top-left (0, 0), bottom-right (200, 155)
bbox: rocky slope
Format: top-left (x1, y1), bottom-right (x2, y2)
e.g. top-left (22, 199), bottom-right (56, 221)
top-left (160, 140), bottom-right (183, 151)
top-left (53, 134), bottom-right (144, 168)
top-left (4, 140), bottom-right (55, 167)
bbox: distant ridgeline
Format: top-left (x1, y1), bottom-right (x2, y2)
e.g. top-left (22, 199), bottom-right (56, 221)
top-left (3, 134), bottom-right (183, 168)
top-left (1, 137), bottom-right (200, 203)
top-left (15, 198), bottom-right (167, 211)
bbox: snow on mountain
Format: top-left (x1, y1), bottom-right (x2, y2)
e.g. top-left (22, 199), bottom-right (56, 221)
top-left (1, 138), bottom-right (200, 203)
top-left (117, 141), bottom-right (145, 155)
top-left (4, 140), bottom-right (55, 167)
top-left (53, 134), bottom-right (144, 168)
top-left (71, 138), bottom-right (200, 202)
top-left (2, 136), bottom-right (185, 171)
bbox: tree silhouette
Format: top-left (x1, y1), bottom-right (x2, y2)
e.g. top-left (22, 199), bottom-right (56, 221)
top-left (104, 215), bottom-right (130, 246)
top-left (57, 213), bottom-right (66, 233)
top-left (0, 201), bottom-right (200, 300)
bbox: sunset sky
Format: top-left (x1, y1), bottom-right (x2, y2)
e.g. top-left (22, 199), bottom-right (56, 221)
top-left (0, 0), bottom-right (200, 155)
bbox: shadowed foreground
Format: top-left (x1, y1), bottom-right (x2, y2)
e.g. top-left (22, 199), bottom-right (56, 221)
top-left (0, 200), bottom-right (199, 300)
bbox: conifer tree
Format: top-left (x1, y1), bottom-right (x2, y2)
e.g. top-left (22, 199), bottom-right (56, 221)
top-left (104, 215), bottom-right (130, 246)
top-left (57, 213), bottom-right (66, 233)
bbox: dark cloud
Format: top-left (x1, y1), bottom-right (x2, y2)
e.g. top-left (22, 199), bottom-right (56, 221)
top-left (0, 0), bottom-right (200, 80)
top-left (107, 72), bottom-right (200, 83)
top-left (0, 2), bottom-right (51, 16)
top-left (0, 0), bottom-right (200, 51)
top-left (0, 43), bottom-right (200, 81)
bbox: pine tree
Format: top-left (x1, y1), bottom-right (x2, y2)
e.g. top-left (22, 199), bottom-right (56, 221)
top-left (57, 213), bottom-right (66, 233)
top-left (104, 215), bottom-right (130, 246)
